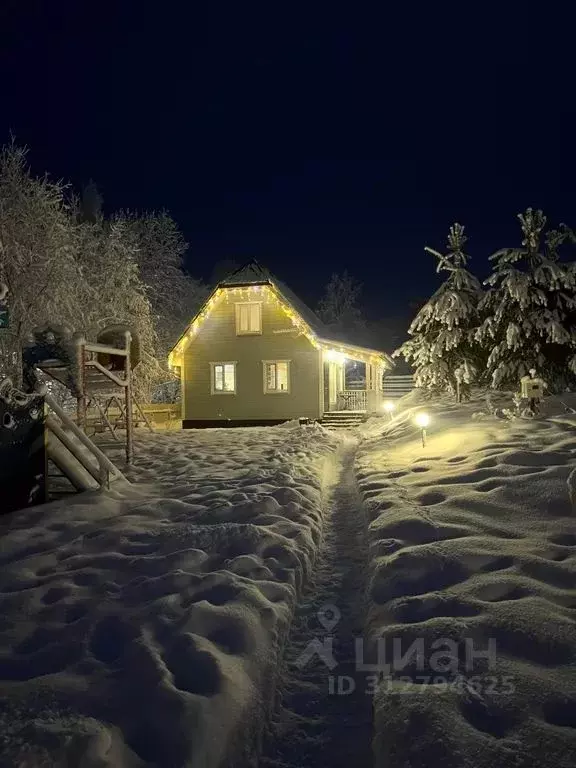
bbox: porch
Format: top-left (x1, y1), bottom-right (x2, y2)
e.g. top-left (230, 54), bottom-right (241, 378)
top-left (322, 352), bottom-right (384, 414)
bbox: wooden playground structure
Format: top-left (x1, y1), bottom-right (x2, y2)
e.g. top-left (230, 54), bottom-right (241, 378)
top-left (74, 328), bottom-right (153, 463)
top-left (8, 324), bottom-right (157, 502)
top-left (26, 325), bottom-right (152, 468)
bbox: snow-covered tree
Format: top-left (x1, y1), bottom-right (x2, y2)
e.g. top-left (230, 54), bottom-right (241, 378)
top-left (0, 144), bottom-right (84, 380)
top-left (394, 224), bottom-right (483, 393)
top-left (74, 216), bottom-right (160, 399)
top-left (118, 211), bottom-right (207, 362)
top-left (475, 208), bottom-right (576, 391)
top-left (0, 142), bottom-right (205, 401)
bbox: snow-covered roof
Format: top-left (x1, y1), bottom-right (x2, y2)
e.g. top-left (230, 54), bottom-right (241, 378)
top-left (220, 261), bottom-right (329, 338)
top-left (170, 260), bottom-right (393, 366)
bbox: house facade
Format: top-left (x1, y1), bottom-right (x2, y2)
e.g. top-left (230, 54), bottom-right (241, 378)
top-left (168, 263), bottom-right (392, 427)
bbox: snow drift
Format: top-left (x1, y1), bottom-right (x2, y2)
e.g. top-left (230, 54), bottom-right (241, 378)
top-left (357, 390), bottom-right (576, 768)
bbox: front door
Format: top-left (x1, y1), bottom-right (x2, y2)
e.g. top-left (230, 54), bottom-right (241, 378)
top-left (323, 361), bottom-right (340, 411)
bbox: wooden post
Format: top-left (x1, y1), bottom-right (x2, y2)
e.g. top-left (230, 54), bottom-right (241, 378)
top-left (76, 337), bottom-right (86, 429)
top-left (456, 378), bottom-right (461, 403)
top-left (124, 331), bottom-right (133, 464)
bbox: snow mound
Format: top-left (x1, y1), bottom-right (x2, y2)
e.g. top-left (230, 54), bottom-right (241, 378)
top-left (0, 423), bottom-right (340, 767)
top-left (357, 390), bottom-right (576, 768)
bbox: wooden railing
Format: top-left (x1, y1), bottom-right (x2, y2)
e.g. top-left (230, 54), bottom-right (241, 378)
top-left (336, 390), bottom-right (367, 411)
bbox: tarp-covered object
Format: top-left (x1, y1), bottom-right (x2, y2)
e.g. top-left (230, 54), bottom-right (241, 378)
top-left (0, 378), bottom-right (46, 514)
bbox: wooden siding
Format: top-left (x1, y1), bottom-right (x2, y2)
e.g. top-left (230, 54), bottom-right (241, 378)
top-left (182, 290), bottom-right (322, 421)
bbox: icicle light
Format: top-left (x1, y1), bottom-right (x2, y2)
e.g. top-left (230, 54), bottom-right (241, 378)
top-left (168, 283), bottom-right (388, 369)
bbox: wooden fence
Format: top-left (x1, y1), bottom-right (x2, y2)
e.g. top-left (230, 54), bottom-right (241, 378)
top-left (382, 374), bottom-right (415, 399)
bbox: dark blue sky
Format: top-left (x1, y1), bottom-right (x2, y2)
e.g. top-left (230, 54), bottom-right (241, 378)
top-left (2, 3), bottom-right (574, 321)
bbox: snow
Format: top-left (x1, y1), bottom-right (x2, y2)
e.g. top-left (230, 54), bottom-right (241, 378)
top-left (1, 392), bottom-right (575, 767)
top-left (0, 423), bottom-right (341, 767)
top-left (357, 389), bottom-right (576, 768)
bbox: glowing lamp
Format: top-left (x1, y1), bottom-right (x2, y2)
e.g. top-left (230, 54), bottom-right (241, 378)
top-left (382, 401), bottom-right (396, 413)
top-left (415, 412), bottom-right (430, 428)
top-left (415, 412), bottom-right (430, 447)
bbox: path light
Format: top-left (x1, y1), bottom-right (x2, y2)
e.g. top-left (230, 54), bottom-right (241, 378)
top-left (414, 412), bottom-right (430, 447)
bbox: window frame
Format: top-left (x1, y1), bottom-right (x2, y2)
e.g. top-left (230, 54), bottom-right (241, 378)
top-left (210, 361), bottom-right (237, 395)
top-left (235, 301), bottom-right (263, 335)
top-left (262, 359), bottom-right (291, 394)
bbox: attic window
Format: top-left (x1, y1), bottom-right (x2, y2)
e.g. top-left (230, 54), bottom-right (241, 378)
top-left (235, 302), bottom-right (262, 335)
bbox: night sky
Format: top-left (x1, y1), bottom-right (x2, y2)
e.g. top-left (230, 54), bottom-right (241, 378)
top-left (1, 4), bottom-right (574, 324)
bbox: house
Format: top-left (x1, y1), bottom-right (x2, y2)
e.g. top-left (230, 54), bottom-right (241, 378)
top-left (168, 262), bottom-right (393, 427)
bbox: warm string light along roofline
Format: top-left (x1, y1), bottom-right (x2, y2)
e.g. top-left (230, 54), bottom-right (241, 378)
top-left (168, 283), bottom-right (386, 369)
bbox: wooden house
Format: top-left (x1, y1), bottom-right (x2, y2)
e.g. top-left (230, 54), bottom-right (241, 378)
top-left (168, 262), bottom-right (393, 427)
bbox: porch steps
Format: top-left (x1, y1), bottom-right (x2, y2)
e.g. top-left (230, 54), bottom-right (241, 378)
top-left (321, 411), bottom-right (366, 430)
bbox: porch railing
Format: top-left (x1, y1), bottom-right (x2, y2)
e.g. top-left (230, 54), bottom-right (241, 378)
top-left (336, 390), bottom-right (367, 411)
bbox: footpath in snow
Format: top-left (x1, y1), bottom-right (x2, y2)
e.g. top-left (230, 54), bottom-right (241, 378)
top-left (261, 436), bottom-right (373, 768)
top-left (357, 390), bottom-right (576, 768)
top-left (0, 423), bottom-right (340, 767)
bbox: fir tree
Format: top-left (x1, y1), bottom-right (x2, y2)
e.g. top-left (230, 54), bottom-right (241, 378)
top-left (395, 224), bottom-right (482, 394)
top-left (317, 270), bottom-right (365, 333)
top-left (476, 208), bottom-right (576, 391)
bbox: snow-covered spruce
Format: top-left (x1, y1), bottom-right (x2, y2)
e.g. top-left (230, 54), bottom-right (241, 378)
top-left (0, 423), bottom-right (340, 768)
top-left (395, 223), bottom-right (482, 394)
top-left (476, 208), bottom-right (576, 391)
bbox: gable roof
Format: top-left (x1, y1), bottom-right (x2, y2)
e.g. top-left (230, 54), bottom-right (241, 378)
top-left (169, 260), bottom-right (394, 367)
top-left (220, 261), bottom-right (328, 336)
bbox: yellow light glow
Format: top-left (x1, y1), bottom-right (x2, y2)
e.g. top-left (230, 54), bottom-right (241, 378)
top-left (415, 412), bottom-right (430, 428)
top-left (169, 281), bottom-right (383, 367)
top-left (382, 401), bottom-right (395, 412)
top-left (325, 349), bottom-right (346, 363)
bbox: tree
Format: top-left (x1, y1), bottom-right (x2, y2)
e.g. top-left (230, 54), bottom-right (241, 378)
top-left (394, 224), bottom-right (483, 394)
top-left (317, 270), bottom-right (365, 334)
top-left (0, 142), bottom-right (204, 401)
top-left (475, 208), bottom-right (576, 391)
top-left (210, 259), bottom-right (240, 286)
top-left (0, 144), bottom-right (84, 380)
top-left (73, 215), bottom-right (160, 399)
top-left (79, 180), bottom-right (103, 223)
top-left (118, 211), bottom-right (207, 364)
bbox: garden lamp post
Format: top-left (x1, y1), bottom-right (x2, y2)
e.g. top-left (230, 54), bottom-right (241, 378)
top-left (415, 412), bottom-right (430, 447)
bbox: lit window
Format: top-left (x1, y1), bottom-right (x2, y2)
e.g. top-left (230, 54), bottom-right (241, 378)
top-left (235, 302), bottom-right (262, 334)
top-left (211, 362), bottom-right (236, 394)
top-left (264, 361), bottom-right (290, 393)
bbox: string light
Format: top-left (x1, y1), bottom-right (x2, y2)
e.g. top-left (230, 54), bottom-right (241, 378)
top-left (168, 283), bottom-right (389, 368)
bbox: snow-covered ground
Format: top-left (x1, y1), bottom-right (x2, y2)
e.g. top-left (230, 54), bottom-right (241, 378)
top-left (0, 423), bottom-right (340, 767)
top-left (357, 390), bottom-right (576, 768)
top-left (1, 393), bottom-right (575, 768)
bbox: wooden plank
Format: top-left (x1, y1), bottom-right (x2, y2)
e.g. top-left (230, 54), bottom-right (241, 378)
top-left (84, 342), bottom-right (129, 356)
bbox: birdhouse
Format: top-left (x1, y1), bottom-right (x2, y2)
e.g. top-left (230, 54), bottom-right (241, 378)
top-left (520, 372), bottom-right (546, 401)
